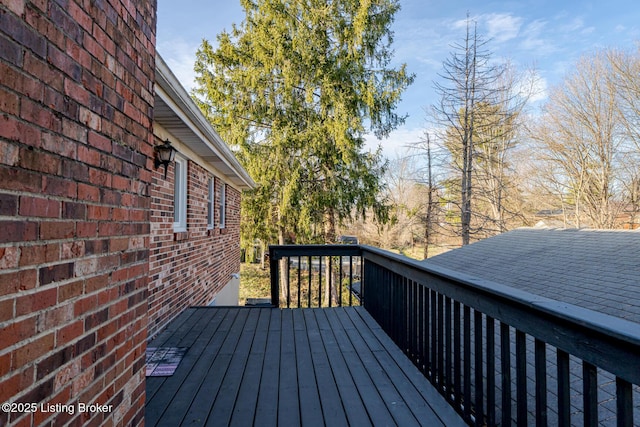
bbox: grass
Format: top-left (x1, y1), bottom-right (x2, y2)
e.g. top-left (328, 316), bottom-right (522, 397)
top-left (238, 261), bottom-right (361, 307)
top-left (239, 262), bottom-right (271, 304)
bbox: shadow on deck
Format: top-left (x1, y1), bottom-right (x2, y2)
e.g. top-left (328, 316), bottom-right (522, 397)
top-left (145, 306), bottom-right (465, 427)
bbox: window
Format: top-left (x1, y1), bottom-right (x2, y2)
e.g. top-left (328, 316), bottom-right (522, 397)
top-left (173, 156), bottom-right (187, 232)
top-left (207, 177), bottom-right (214, 229)
top-left (219, 181), bottom-right (226, 229)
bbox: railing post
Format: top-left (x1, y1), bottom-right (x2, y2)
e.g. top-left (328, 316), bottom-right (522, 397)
top-left (269, 247), bottom-right (279, 308)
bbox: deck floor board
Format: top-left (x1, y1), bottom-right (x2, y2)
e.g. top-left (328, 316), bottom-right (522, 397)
top-left (145, 307), bottom-right (466, 427)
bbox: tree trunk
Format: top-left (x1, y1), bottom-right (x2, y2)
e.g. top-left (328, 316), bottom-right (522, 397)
top-left (278, 226), bottom-right (288, 305)
top-left (324, 208), bottom-right (337, 306)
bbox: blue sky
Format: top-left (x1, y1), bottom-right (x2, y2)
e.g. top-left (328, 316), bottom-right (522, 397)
top-left (157, 0), bottom-right (640, 158)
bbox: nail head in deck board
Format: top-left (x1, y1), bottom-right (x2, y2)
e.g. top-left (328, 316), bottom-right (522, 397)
top-left (145, 307), bottom-right (466, 427)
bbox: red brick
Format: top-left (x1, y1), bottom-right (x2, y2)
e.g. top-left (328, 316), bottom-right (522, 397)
top-left (85, 274), bottom-right (108, 293)
top-left (20, 98), bottom-right (61, 132)
top-left (19, 243), bottom-right (59, 267)
top-left (64, 77), bottom-right (90, 106)
top-left (0, 269), bottom-right (37, 296)
top-left (88, 131), bottom-right (112, 152)
top-left (19, 195), bottom-right (61, 218)
top-left (13, 333), bottom-right (55, 366)
top-left (16, 288), bottom-right (57, 315)
top-left (0, 87), bottom-right (20, 115)
top-left (3, 0), bottom-right (25, 16)
top-left (0, 299), bottom-right (14, 323)
top-left (89, 167), bottom-right (111, 187)
top-left (83, 33), bottom-right (106, 63)
top-left (56, 320), bottom-right (84, 346)
top-left (62, 201), bottom-right (86, 220)
top-left (79, 106), bottom-right (101, 131)
top-left (73, 295), bottom-right (98, 317)
top-left (37, 302), bottom-right (74, 331)
top-left (18, 147), bottom-right (61, 174)
top-left (43, 175), bottom-right (77, 198)
top-left (39, 262), bottom-right (74, 286)
top-left (0, 166), bottom-right (42, 193)
top-left (87, 205), bottom-right (110, 220)
top-left (77, 183), bottom-right (100, 202)
top-left (76, 222), bottom-right (98, 238)
top-left (58, 279), bottom-right (84, 302)
top-left (61, 117), bottom-right (88, 143)
top-left (61, 241), bottom-right (85, 260)
top-left (0, 220), bottom-right (38, 243)
top-left (0, 367), bottom-right (35, 403)
top-left (24, 51), bottom-right (64, 91)
top-left (0, 316), bottom-right (36, 348)
top-left (0, 140), bottom-right (20, 166)
top-left (112, 207), bottom-right (128, 221)
top-left (40, 132), bottom-right (77, 158)
top-left (0, 115), bottom-right (42, 147)
top-left (40, 221), bottom-right (75, 240)
top-left (61, 159), bottom-right (89, 182)
top-left (0, 246), bottom-right (21, 269)
top-left (47, 44), bottom-right (82, 82)
top-left (77, 145), bottom-right (101, 166)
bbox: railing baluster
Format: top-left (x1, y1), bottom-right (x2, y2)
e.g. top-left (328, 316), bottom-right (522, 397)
top-left (307, 255), bottom-right (312, 308)
top-left (445, 296), bottom-right (452, 402)
top-left (464, 305), bottom-right (471, 422)
top-left (486, 316), bottom-right (495, 426)
top-left (418, 283), bottom-right (426, 373)
top-left (410, 280), bottom-right (420, 362)
top-left (557, 349), bottom-right (570, 427)
top-left (430, 289), bottom-right (438, 384)
top-left (348, 256), bottom-right (353, 306)
top-left (298, 255), bottom-right (302, 308)
top-left (454, 301), bottom-right (462, 409)
top-left (286, 257), bottom-right (291, 308)
top-left (328, 256), bottom-right (333, 308)
top-left (516, 330), bottom-right (527, 427)
top-left (474, 310), bottom-right (484, 427)
top-left (438, 293), bottom-right (445, 388)
top-left (616, 377), bottom-right (633, 427)
top-left (338, 256), bottom-right (343, 307)
top-left (424, 285), bottom-right (431, 377)
top-left (583, 362), bottom-right (598, 427)
top-left (318, 256), bottom-right (323, 307)
top-left (535, 339), bottom-right (547, 427)
top-left (500, 323), bottom-right (512, 427)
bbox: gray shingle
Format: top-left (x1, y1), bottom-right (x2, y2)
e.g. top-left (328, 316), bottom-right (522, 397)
top-left (423, 228), bottom-right (640, 324)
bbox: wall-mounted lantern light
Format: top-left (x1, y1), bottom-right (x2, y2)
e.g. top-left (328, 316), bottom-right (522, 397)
top-left (154, 139), bottom-right (176, 179)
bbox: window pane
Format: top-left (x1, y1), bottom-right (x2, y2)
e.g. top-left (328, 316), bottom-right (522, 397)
top-left (174, 160), bottom-right (181, 223)
top-left (207, 178), bottom-right (213, 228)
top-left (219, 182), bottom-right (226, 228)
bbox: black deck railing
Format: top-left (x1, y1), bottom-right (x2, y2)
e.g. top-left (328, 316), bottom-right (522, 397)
top-left (269, 245), bottom-right (363, 308)
top-left (269, 244), bottom-right (640, 427)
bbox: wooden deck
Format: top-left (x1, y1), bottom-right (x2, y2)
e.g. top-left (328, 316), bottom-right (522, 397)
top-left (145, 306), bottom-right (465, 427)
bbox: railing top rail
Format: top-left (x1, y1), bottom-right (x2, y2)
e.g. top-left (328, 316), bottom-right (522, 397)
top-left (269, 244), bottom-right (362, 259)
top-left (360, 244), bottom-right (640, 348)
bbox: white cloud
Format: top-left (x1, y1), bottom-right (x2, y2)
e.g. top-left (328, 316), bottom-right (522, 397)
top-left (157, 38), bottom-right (199, 92)
top-left (365, 127), bottom-right (429, 161)
top-left (484, 13), bottom-right (523, 43)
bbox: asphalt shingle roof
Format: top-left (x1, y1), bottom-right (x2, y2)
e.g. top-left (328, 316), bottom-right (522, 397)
top-left (422, 228), bottom-right (640, 324)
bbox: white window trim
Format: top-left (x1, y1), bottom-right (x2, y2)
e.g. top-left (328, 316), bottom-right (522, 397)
top-left (207, 177), bottom-right (214, 230)
top-left (173, 155), bottom-right (187, 232)
top-left (219, 180), bottom-right (226, 229)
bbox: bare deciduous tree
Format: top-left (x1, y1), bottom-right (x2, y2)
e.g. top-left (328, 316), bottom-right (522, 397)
top-left (528, 51), bottom-right (625, 229)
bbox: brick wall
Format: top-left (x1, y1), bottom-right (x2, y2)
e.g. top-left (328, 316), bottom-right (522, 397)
top-left (0, 1), bottom-right (156, 426)
top-left (148, 142), bottom-right (241, 339)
